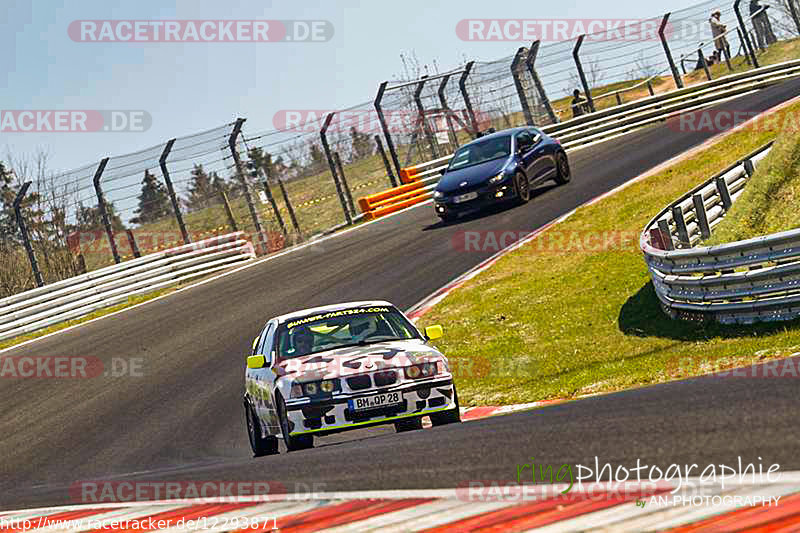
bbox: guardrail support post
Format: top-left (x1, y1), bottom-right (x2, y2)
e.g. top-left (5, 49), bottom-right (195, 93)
top-left (374, 82), bottom-right (402, 177)
top-left (734, 0), bottom-right (760, 68)
top-left (660, 13), bottom-right (684, 89)
top-left (459, 61), bottom-right (480, 137)
top-left (125, 229), bottom-right (141, 258)
top-left (413, 76), bottom-right (439, 159)
top-left (743, 158), bottom-right (755, 177)
top-left (374, 135), bottom-right (397, 187)
top-left (716, 177), bottom-right (733, 210)
top-left (647, 80), bottom-right (655, 96)
top-left (693, 194), bottom-right (711, 239)
top-left (333, 151), bottom-right (356, 216)
top-left (92, 157), bottom-right (121, 264)
top-left (320, 113), bottom-right (353, 225)
top-left (437, 74), bottom-right (459, 149)
top-left (572, 35), bottom-right (595, 113)
top-left (615, 92), bottom-right (623, 106)
top-left (229, 118), bottom-right (267, 254)
top-left (276, 177), bottom-right (301, 236)
top-left (657, 219), bottom-right (675, 251)
top-left (698, 48), bottom-right (712, 81)
top-left (13, 181), bottom-right (44, 287)
top-left (672, 206), bottom-right (691, 246)
top-left (511, 47), bottom-right (535, 126)
top-left (526, 41), bottom-right (559, 124)
top-left (159, 138), bottom-right (190, 245)
top-left (219, 188), bottom-right (238, 232)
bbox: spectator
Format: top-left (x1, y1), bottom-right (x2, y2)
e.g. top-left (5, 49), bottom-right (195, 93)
top-left (570, 89), bottom-right (590, 118)
top-left (709, 11), bottom-right (731, 61)
top-left (750, 0), bottom-right (777, 50)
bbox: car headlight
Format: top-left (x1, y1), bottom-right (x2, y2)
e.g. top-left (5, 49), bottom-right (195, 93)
top-left (433, 190), bottom-right (444, 199)
top-left (404, 362), bottom-right (438, 379)
top-left (298, 379), bottom-right (340, 397)
top-left (489, 172), bottom-right (506, 184)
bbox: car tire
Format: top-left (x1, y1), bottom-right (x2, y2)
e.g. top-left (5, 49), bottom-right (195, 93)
top-left (554, 152), bottom-right (571, 185)
top-left (430, 388), bottom-right (461, 426)
top-left (276, 394), bottom-right (314, 452)
top-left (244, 400), bottom-right (279, 457)
top-left (394, 417), bottom-right (423, 432)
top-left (514, 172), bottom-right (530, 204)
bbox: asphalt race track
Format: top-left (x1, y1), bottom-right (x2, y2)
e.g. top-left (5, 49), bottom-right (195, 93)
top-left (3, 79), bottom-right (800, 511)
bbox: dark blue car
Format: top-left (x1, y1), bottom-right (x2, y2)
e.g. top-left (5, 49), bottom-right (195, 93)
top-left (433, 127), bottom-right (570, 222)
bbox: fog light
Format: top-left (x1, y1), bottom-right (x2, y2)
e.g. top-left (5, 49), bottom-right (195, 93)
top-left (320, 380), bottom-right (335, 393)
top-left (495, 191), bottom-right (504, 198)
top-left (436, 205), bottom-right (445, 213)
top-left (304, 382), bottom-right (318, 395)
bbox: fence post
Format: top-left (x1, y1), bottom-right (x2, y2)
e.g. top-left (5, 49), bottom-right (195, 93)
top-left (374, 81), bottom-right (402, 176)
top-left (458, 61), bottom-right (479, 137)
top-left (788, 0), bottom-right (800, 34)
top-left (698, 48), bottom-right (712, 80)
top-left (276, 177), bottom-right (301, 236)
top-left (228, 118), bottom-right (267, 254)
top-left (413, 76), bottom-right (439, 159)
top-left (256, 163), bottom-right (287, 236)
top-left (647, 80), bottom-right (655, 96)
top-left (572, 35), bottom-right (595, 113)
top-left (526, 41), bottom-right (558, 124)
top-left (125, 229), bottom-right (141, 258)
top-left (375, 135), bottom-right (398, 187)
top-left (437, 74), bottom-right (459, 149)
top-left (333, 152), bottom-right (356, 216)
top-left (511, 47), bottom-right (535, 126)
top-left (13, 181), bottom-right (44, 287)
top-left (734, 0), bottom-right (760, 68)
top-left (320, 112), bottom-right (353, 225)
top-left (158, 138), bottom-right (190, 245)
top-left (92, 157), bottom-right (120, 264)
top-left (219, 188), bottom-right (238, 232)
top-left (660, 13), bottom-right (684, 89)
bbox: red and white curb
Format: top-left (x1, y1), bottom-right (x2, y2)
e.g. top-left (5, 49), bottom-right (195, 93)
top-left (3, 475), bottom-right (800, 532)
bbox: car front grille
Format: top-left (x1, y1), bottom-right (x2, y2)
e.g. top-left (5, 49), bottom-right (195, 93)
top-left (374, 370), bottom-right (397, 387)
top-left (346, 374), bottom-right (371, 390)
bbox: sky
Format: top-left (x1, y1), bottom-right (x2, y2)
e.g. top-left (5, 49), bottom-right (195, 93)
top-left (1, 0), bottom-right (708, 174)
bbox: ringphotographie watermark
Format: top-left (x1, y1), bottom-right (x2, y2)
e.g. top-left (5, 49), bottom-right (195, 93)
top-left (272, 109), bottom-right (492, 134)
top-left (451, 230), bottom-right (640, 254)
top-left (0, 356), bottom-right (144, 379)
top-left (68, 20), bottom-right (333, 42)
top-left (0, 110), bottom-right (151, 133)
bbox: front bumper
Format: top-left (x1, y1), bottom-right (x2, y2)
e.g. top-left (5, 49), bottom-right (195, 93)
top-left (434, 182), bottom-right (515, 217)
top-left (283, 377), bottom-right (456, 436)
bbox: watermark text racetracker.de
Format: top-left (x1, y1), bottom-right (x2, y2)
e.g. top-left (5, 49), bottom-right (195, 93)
top-left (71, 480), bottom-right (328, 502)
top-left (451, 230), bottom-right (641, 254)
top-left (0, 110), bottom-right (151, 133)
top-left (69, 20), bottom-right (333, 42)
top-left (668, 108), bottom-right (800, 134)
top-left (0, 356), bottom-right (144, 379)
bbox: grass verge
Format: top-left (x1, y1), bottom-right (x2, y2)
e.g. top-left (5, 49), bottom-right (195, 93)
top-left (418, 99), bottom-right (800, 407)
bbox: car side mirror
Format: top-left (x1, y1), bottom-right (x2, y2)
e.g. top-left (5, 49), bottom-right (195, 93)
top-left (440, 168), bottom-right (447, 176)
top-left (247, 355), bottom-right (266, 369)
top-left (424, 325), bottom-right (444, 340)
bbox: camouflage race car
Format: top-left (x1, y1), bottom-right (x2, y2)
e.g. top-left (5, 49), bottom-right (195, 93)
top-left (243, 301), bottom-right (460, 455)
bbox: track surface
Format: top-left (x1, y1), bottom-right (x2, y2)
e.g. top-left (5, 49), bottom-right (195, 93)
top-left (3, 79), bottom-right (800, 511)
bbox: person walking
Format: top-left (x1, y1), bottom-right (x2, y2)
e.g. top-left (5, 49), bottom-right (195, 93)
top-left (709, 10), bottom-right (731, 61)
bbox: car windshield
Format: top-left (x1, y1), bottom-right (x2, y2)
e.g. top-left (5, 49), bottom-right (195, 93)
top-left (447, 135), bottom-right (512, 171)
top-left (275, 306), bottom-right (421, 359)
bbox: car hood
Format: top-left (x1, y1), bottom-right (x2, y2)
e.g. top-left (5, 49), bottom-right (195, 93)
top-left (274, 340), bottom-right (443, 381)
top-left (436, 157), bottom-right (509, 194)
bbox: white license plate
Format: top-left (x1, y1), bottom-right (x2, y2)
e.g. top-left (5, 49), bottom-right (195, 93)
top-left (349, 391), bottom-right (403, 411)
top-left (453, 192), bottom-right (478, 203)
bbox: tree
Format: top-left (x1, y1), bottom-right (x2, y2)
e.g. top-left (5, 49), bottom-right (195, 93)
top-left (185, 164), bottom-right (216, 210)
top-left (131, 170), bottom-right (172, 225)
top-left (0, 161), bottom-right (17, 246)
top-left (308, 143), bottom-right (327, 174)
top-left (349, 126), bottom-right (373, 161)
top-left (73, 201), bottom-right (124, 232)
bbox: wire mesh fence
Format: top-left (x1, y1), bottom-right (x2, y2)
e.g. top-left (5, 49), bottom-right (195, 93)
top-left (3, 0), bottom-right (799, 298)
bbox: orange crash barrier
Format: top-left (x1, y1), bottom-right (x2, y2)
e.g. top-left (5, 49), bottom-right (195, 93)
top-left (358, 181), bottom-right (432, 221)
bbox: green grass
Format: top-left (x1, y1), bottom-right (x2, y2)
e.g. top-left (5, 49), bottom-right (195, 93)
top-left (418, 100), bottom-right (800, 408)
top-left (706, 109), bottom-right (800, 244)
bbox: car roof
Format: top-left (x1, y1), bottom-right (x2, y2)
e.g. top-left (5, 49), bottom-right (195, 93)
top-left (272, 300), bottom-right (395, 324)
top-left (466, 126), bottom-right (534, 145)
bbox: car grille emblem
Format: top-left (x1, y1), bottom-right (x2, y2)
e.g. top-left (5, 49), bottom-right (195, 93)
top-left (460, 181), bottom-right (468, 187)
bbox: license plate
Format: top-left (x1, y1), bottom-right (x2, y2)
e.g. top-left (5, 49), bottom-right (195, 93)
top-left (349, 391), bottom-right (403, 411)
top-left (453, 192), bottom-right (478, 203)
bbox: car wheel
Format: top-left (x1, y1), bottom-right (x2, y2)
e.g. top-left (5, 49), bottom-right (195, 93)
top-left (430, 388), bottom-right (461, 426)
top-left (394, 417), bottom-right (423, 432)
top-left (515, 172), bottom-right (530, 204)
top-left (554, 152), bottom-right (571, 185)
top-left (244, 400), bottom-right (279, 457)
top-left (276, 394), bottom-right (313, 452)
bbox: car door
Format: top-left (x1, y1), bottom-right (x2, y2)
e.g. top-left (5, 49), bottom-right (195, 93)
top-left (514, 131), bottom-right (535, 179)
top-left (247, 322), bottom-right (280, 434)
top-left (528, 128), bottom-right (556, 183)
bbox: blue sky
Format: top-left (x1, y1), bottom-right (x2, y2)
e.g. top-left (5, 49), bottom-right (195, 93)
top-left (2, 0), bottom-right (706, 173)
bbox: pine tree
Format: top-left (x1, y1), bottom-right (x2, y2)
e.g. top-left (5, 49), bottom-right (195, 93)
top-left (186, 164), bottom-right (216, 210)
top-left (0, 161), bottom-right (17, 247)
top-left (350, 126), bottom-right (373, 161)
top-left (308, 143), bottom-right (327, 174)
top-left (73, 201), bottom-right (124, 231)
top-left (131, 170), bottom-right (171, 224)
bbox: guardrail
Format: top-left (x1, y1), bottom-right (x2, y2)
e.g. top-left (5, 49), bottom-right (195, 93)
top-left (0, 232), bottom-right (255, 342)
top-left (359, 60), bottom-right (800, 221)
top-left (638, 141), bottom-right (800, 325)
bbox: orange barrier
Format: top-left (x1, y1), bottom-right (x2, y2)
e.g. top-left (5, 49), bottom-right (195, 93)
top-left (358, 181), bottom-right (432, 221)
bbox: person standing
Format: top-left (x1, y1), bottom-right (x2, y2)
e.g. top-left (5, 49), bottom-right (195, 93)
top-left (750, 0), bottom-right (777, 49)
top-left (570, 89), bottom-right (590, 118)
top-left (709, 11), bottom-right (731, 60)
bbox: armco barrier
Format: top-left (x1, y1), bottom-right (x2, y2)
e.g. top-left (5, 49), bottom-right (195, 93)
top-left (638, 141), bottom-right (800, 324)
top-left (0, 232), bottom-right (255, 342)
top-left (359, 60), bottom-right (800, 220)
